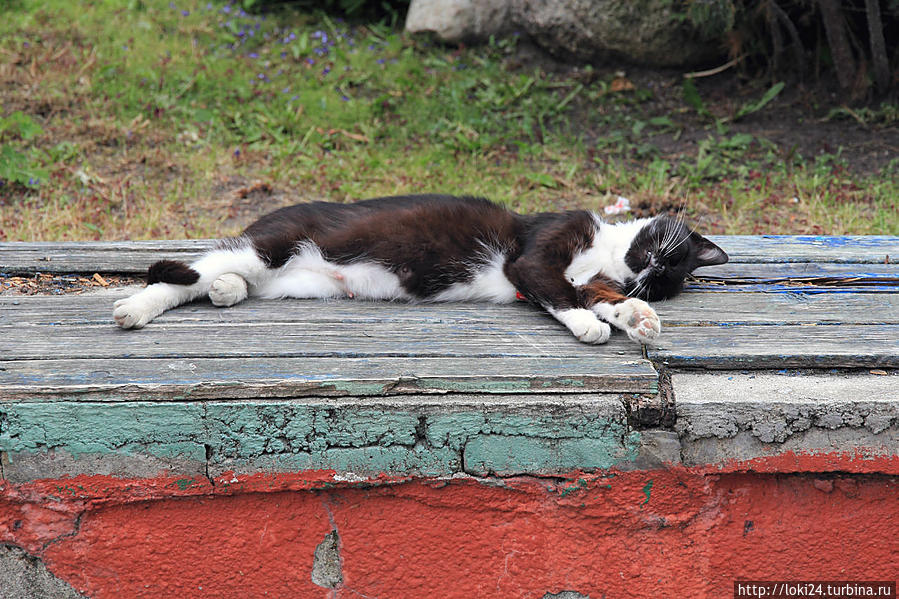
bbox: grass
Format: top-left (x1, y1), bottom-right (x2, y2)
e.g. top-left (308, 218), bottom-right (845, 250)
top-left (0, 0), bottom-right (897, 241)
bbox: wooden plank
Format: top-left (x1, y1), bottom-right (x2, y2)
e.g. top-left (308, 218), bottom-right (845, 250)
top-left (692, 261), bottom-right (899, 281)
top-left (656, 292), bottom-right (899, 325)
top-left (0, 320), bottom-right (644, 360)
top-left (707, 235), bottom-right (898, 264)
top-left (0, 355), bottom-right (658, 400)
top-left (5, 291), bottom-right (897, 327)
top-left (647, 324), bottom-right (899, 369)
top-left (2, 236), bottom-right (897, 274)
top-left (0, 294), bottom-right (578, 327)
top-left (0, 240), bottom-right (214, 274)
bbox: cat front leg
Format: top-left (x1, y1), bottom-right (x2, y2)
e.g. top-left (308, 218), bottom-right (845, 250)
top-left (505, 257), bottom-right (611, 344)
top-left (546, 307), bottom-right (611, 344)
top-left (579, 279), bottom-right (661, 344)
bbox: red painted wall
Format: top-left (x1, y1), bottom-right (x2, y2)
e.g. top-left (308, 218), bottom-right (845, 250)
top-left (3, 460), bottom-right (897, 598)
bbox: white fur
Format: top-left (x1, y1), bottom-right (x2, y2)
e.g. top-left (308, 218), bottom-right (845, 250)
top-left (209, 273), bottom-right (248, 307)
top-left (256, 243), bottom-right (410, 301)
top-left (565, 216), bottom-right (650, 286)
top-left (591, 298), bottom-right (661, 344)
top-left (547, 307), bottom-right (611, 344)
top-left (430, 251), bottom-right (517, 303)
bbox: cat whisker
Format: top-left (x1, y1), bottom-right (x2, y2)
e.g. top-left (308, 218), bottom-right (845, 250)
top-left (658, 203), bottom-right (688, 255)
top-left (662, 231), bottom-right (691, 257)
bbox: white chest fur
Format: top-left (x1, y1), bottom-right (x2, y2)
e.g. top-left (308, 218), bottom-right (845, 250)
top-left (565, 216), bottom-right (647, 285)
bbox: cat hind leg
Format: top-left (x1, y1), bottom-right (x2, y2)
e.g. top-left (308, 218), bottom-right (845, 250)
top-left (114, 244), bottom-right (267, 328)
top-left (209, 273), bottom-right (249, 307)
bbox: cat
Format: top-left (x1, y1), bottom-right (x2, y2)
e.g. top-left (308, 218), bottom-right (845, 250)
top-left (113, 194), bottom-right (728, 344)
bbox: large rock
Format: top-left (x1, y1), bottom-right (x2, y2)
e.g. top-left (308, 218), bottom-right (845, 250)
top-left (405, 0), bottom-right (515, 43)
top-left (405, 0), bottom-right (729, 67)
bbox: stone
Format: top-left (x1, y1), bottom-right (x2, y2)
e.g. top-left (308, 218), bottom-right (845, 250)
top-left (405, 0), bottom-right (729, 67)
top-left (311, 531), bottom-right (343, 589)
top-left (405, 0), bottom-right (514, 43)
top-left (0, 546), bottom-right (85, 599)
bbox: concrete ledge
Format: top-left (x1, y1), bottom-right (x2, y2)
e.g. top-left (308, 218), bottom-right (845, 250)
top-left (1, 395), bottom-right (640, 482)
top-left (4, 372), bottom-right (898, 483)
top-left (674, 372), bottom-right (899, 470)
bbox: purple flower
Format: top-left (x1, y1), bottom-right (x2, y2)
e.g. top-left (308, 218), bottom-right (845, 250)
top-left (280, 51), bottom-right (287, 58)
top-left (282, 87), bottom-right (290, 94)
top-left (376, 58), bottom-right (385, 65)
top-left (306, 58), bottom-right (315, 65)
top-left (341, 95), bottom-right (350, 102)
top-left (28, 177), bottom-right (39, 186)
top-left (222, 5), bottom-right (231, 13)
top-left (289, 95), bottom-right (299, 102)
top-left (248, 52), bottom-right (258, 58)
top-left (234, 148), bottom-right (241, 157)
top-left (322, 67), bottom-right (331, 75)
top-left (181, 9), bottom-right (189, 16)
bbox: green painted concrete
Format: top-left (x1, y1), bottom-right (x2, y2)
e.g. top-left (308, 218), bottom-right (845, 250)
top-left (464, 434), bottom-right (641, 476)
top-left (0, 402), bottom-right (206, 460)
top-left (0, 401), bottom-right (636, 479)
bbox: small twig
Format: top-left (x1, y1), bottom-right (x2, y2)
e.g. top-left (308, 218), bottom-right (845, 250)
top-left (683, 56), bottom-right (744, 80)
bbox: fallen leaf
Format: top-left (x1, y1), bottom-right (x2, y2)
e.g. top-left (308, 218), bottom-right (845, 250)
top-left (609, 77), bottom-right (635, 93)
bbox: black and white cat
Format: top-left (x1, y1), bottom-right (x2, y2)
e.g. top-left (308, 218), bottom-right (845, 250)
top-left (113, 194), bottom-right (728, 344)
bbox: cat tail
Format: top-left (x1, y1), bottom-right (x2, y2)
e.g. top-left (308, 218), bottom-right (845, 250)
top-left (114, 243), bottom-right (264, 329)
top-left (147, 259), bottom-right (201, 286)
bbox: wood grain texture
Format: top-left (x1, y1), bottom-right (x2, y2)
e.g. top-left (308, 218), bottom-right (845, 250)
top-left (0, 356), bottom-right (658, 400)
top-left (4, 291), bottom-right (897, 327)
top-left (707, 235), bottom-right (898, 264)
top-left (3, 236), bottom-right (898, 401)
top-left (647, 324), bottom-right (899, 369)
top-left (0, 319), bottom-right (642, 360)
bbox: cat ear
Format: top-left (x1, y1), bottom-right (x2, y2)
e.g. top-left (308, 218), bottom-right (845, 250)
top-left (690, 232), bottom-right (729, 267)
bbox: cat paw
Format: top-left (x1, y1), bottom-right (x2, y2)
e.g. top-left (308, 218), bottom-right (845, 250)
top-left (209, 273), bottom-right (248, 307)
top-left (113, 294), bottom-right (155, 329)
top-left (612, 298), bottom-right (661, 344)
top-left (552, 308), bottom-right (611, 344)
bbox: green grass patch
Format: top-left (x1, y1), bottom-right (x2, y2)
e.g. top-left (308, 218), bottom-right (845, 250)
top-left (0, 0), bottom-right (896, 240)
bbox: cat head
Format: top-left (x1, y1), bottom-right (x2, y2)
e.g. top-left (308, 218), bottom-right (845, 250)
top-left (624, 215), bottom-right (728, 301)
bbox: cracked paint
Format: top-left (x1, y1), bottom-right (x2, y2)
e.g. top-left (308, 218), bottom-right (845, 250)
top-left (2, 466), bottom-right (897, 599)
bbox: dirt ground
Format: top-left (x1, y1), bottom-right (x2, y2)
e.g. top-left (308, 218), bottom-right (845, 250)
top-left (510, 41), bottom-right (899, 176)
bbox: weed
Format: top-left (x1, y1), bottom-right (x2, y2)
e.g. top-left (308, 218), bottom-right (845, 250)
top-left (0, 0), bottom-right (895, 240)
top-left (0, 112), bottom-right (48, 189)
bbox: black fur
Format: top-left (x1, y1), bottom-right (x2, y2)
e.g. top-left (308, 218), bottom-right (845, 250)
top-left (147, 260), bottom-right (200, 285)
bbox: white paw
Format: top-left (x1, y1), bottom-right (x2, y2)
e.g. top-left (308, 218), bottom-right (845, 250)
top-left (113, 294), bottom-right (156, 329)
top-left (612, 298), bottom-right (661, 344)
top-left (552, 308), bottom-right (612, 344)
top-left (209, 273), bottom-right (248, 307)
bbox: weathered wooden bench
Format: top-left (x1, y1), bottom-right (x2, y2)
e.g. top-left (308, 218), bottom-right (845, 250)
top-left (1, 235), bottom-right (897, 598)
